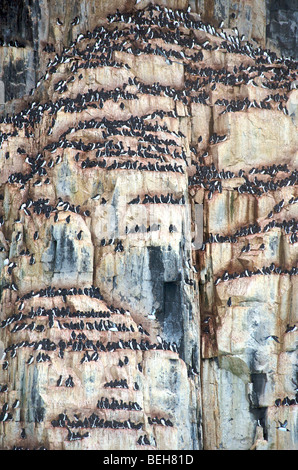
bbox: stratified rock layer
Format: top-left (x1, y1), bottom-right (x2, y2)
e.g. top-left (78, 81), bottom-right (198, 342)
top-left (0, 2), bottom-right (297, 450)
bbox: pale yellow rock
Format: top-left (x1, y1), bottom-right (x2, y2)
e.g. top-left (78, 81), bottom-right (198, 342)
top-left (215, 110), bottom-right (298, 172)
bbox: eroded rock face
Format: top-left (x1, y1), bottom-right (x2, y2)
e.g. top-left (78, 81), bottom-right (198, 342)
top-left (0, 0), bottom-right (297, 108)
top-left (0, 1), bottom-right (297, 450)
top-left (266, 0), bottom-right (298, 60)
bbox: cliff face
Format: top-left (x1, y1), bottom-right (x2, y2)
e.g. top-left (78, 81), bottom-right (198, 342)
top-left (0, 0), bottom-right (297, 108)
top-left (0, 1), bottom-right (297, 450)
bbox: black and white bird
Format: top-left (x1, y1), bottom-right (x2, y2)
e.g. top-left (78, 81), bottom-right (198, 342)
top-left (56, 375), bottom-right (63, 386)
top-left (155, 45), bottom-right (184, 65)
top-left (71, 16), bottom-right (80, 26)
top-left (265, 335), bottom-right (280, 343)
top-left (276, 420), bottom-right (290, 432)
top-left (27, 355), bottom-right (34, 365)
top-left (12, 399), bottom-right (20, 409)
top-left (65, 375), bottom-right (74, 387)
top-left (285, 324), bottom-right (297, 333)
top-left (128, 195), bottom-right (140, 204)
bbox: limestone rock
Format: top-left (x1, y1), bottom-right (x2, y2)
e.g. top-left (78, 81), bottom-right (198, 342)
top-left (0, 1), bottom-right (297, 451)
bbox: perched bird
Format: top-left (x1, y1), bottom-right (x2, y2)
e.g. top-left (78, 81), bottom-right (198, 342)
top-left (71, 16), bottom-right (80, 25)
top-left (285, 324), bottom-right (297, 333)
top-left (65, 375), bottom-right (74, 387)
top-left (27, 355), bottom-right (34, 365)
top-left (56, 375), bottom-right (63, 386)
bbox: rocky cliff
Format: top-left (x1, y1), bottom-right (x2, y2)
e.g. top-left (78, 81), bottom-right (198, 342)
top-left (0, 0), bottom-right (297, 450)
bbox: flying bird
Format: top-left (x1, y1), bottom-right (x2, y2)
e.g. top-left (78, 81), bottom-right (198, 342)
top-left (276, 420), bottom-right (290, 432)
top-left (265, 335), bottom-right (280, 343)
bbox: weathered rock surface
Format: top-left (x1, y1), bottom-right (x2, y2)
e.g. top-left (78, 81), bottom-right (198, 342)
top-left (0, 1), bottom-right (297, 450)
top-left (1, 0), bottom-right (297, 107)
